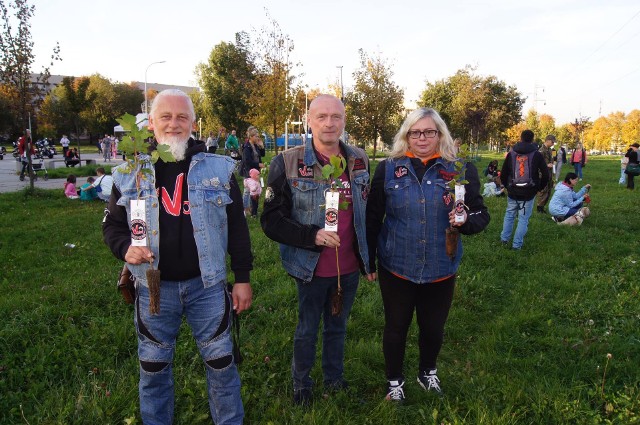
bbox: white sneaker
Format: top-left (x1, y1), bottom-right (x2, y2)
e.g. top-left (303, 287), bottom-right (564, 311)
top-left (417, 369), bottom-right (443, 394)
top-left (385, 380), bottom-right (405, 402)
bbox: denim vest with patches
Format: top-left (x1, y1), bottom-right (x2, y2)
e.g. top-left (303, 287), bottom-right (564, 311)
top-left (112, 153), bottom-right (236, 288)
top-left (378, 156), bottom-right (462, 283)
top-left (279, 139), bottom-right (370, 282)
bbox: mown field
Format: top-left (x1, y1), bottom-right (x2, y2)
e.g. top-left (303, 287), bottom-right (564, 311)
top-left (1, 154), bottom-right (639, 424)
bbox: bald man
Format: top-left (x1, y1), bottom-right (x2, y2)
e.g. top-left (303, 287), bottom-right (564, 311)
top-left (261, 95), bottom-right (371, 405)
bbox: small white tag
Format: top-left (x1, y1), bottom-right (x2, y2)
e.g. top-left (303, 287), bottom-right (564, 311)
top-left (454, 184), bottom-right (467, 223)
top-left (260, 177), bottom-right (264, 188)
top-left (130, 200), bottom-right (148, 246)
top-left (324, 191), bottom-right (340, 232)
top-left (454, 184), bottom-right (466, 202)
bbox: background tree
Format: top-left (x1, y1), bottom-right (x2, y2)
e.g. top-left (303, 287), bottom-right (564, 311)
top-left (622, 109), bottom-right (640, 149)
top-left (248, 11), bottom-right (299, 152)
top-left (60, 76), bottom-right (95, 157)
top-left (419, 66), bottom-right (523, 150)
top-left (0, 0), bottom-right (60, 132)
top-left (345, 49), bottom-right (404, 158)
top-left (0, 0), bottom-right (60, 188)
top-left (81, 75), bottom-right (142, 140)
top-left (197, 32), bottom-right (254, 136)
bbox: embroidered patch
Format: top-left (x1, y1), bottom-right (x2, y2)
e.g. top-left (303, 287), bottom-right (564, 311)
top-left (394, 165), bottom-right (409, 178)
top-left (362, 183), bottom-right (370, 201)
top-left (264, 186), bottom-right (275, 203)
top-left (439, 170), bottom-right (458, 181)
top-left (353, 158), bottom-right (366, 171)
top-left (442, 192), bottom-right (453, 206)
top-left (297, 160), bottom-right (314, 178)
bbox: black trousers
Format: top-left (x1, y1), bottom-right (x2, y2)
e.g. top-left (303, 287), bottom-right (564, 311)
top-left (378, 266), bottom-right (455, 380)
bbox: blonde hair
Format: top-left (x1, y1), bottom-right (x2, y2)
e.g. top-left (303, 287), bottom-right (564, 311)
top-left (389, 108), bottom-right (457, 161)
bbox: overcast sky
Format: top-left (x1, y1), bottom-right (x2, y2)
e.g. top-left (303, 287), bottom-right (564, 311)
top-left (30, 0), bottom-right (640, 124)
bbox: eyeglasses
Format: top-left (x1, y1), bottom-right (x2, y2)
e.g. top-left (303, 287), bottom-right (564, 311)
top-left (407, 129), bottom-right (439, 139)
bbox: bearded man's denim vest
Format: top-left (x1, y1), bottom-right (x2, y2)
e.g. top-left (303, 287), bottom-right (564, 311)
top-left (112, 153), bottom-right (236, 288)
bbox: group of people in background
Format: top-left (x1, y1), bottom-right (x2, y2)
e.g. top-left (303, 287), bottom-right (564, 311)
top-left (63, 167), bottom-right (112, 202)
top-left (99, 135), bottom-right (119, 162)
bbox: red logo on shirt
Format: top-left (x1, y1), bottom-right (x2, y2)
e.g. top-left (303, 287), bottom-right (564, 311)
top-left (160, 173), bottom-right (191, 216)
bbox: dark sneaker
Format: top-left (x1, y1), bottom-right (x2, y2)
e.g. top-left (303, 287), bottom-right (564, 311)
top-left (385, 379), bottom-right (405, 402)
top-left (293, 388), bottom-right (313, 406)
top-left (417, 369), bottom-right (443, 395)
top-left (324, 380), bottom-right (348, 392)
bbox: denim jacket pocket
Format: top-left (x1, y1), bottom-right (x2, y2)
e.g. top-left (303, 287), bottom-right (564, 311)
top-left (384, 178), bottom-right (412, 210)
top-left (203, 188), bottom-right (232, 208)
top-left (290, 178), bottom-right (321, 212)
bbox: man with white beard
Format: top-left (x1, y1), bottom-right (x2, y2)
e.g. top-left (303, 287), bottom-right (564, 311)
top-left (103, 89), bottom-right (252, 425)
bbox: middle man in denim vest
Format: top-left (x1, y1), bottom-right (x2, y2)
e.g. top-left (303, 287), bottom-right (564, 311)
top-left (261, 94), bottom-right (372, 406)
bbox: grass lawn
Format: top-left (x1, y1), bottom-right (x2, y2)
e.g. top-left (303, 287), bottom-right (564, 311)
top-left (1, 154), bottom-right (639, 424)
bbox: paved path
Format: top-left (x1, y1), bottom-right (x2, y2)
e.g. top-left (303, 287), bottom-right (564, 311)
top-left (0, 152), bottom-right (124, 193)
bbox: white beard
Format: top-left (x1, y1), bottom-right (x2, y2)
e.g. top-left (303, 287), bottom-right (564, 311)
top-left (157, 135), bottom-right (188, 161)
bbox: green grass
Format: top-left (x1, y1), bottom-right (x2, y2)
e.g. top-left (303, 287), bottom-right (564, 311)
top-left (1, 155), bottom-right (639, 424)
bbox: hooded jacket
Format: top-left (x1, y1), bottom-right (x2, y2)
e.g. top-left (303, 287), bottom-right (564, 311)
top-left (501, 142), bottom-right (549, 201)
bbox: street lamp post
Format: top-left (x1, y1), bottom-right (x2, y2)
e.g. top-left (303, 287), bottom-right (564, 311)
top-left (336, 65), bottom-right (344, 103)
top-left (144, 60), bottom-right (166, 116)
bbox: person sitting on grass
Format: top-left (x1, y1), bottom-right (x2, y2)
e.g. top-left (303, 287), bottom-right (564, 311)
top-left (80, 176), bottom-right (98, 201)
top-left (64, 175), bottom-right (79, 199)
top-left (549, 172), bottom-right (591, 226)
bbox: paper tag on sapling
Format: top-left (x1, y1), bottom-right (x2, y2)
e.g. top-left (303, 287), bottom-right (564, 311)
top-left (130, 200), bottom-right (148, 246)
top-left (324, 191), bottom-right (339, 232)
top-left (454, 184), bottom-right (467, 223)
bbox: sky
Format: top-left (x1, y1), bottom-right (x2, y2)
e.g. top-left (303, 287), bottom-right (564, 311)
top-left (28, 0), bottom-right (640, 125)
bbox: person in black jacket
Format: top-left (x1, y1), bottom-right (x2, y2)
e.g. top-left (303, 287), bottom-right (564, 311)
top-left (499, 129), bottom-right (549, 250)
top-left (240, 126), bottom-right (265, 177)
top-left (625, 143), bottom-right (640, 190)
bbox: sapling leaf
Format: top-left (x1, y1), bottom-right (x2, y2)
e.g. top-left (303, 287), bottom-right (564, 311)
top-left (321, 164), bottom-right (334, 180)
top-left (118, 139), bottom-right (133, 154)
top-left (339, 201), bottom-right (349, 210)
top-left (155, 144), bottom-right (175, 163)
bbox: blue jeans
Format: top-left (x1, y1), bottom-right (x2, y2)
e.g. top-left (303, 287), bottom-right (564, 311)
top-left (135, 277), bottom-right (243, 425)
top-left (500, 197), bottom-right (534, 249)
top-left (619, 168), bottom-right (627, 184)
top-left (292, 271), bottom-right (360, 390)
top-left (573, 162), bottom-right (583, 178)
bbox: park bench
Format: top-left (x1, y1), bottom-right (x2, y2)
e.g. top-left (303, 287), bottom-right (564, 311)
top-left (44, 158), bottom-right (96, 169)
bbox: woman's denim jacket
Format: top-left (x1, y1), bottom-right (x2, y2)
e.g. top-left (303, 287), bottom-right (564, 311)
top-left (278, 139), bottom-right (370, 282)
top-left (112, 153), bottom-right (236, 288)
top-left (378, 156), bottom-right (462, 283)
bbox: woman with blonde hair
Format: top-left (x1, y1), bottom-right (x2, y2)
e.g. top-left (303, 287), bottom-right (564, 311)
top-left (366, 108), bottom-right (489, 401)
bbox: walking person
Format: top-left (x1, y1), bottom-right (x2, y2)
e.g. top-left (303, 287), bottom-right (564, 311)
top-left (205, 130), bottom-right (220, 154)
top-left (499, 129), bottom-right (549, 250)
top-left (261, 94), bottom-right (371, 405)
top-left (240, 126), bottom-right (265, 177)
top-left (625, 143), bottom-right (640, 190)
top-left (366, 108), bottom-right (489, 401)
top-left (60, 134), bottom-right (71, 157)
top-left (555, 143), bottom-right (567, 181)
top-left (102, 136), bottom-right (112, 162)
top-left (103, 89), bottom-right (252, 424)
top-left (18, 129), bottom-right (35, 181)
top-left (570, 143), bottom-right (587, 180)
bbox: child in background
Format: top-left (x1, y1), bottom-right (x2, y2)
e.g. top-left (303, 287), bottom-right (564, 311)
top-left (243, 168), bottom-right (262, 217)
top-left (80, 176), bottom-right (98, 201)
top-left (64, 175), bottom-right (79, 199)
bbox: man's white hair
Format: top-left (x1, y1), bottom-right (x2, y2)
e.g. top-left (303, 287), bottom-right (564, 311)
top-left (149, 89), bottom-right (195, 122)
